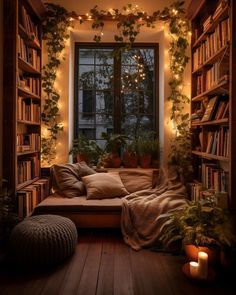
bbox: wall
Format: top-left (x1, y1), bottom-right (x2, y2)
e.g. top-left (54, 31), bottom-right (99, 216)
top-left (42, 0), bottom-right (191, 166)
top-left (0, 0), bottom-right (3, 181)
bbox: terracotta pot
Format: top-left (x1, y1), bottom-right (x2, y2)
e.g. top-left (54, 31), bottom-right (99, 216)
top-left (111, 156), bottom-right (121, 168)
top-left (139, 154), bottom-right (152, 168)
top-left (76, 154), bottom-right (88, 164)
top-left (184, 244), bottom-right (219, 265)
top-left (123, 151), bottom-right (138, 168)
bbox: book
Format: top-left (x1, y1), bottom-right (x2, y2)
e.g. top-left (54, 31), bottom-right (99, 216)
top-left (201, 96), bottom-right (219, 122)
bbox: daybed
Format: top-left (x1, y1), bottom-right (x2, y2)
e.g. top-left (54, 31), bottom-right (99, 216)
top-left (33, 163), bottom-right (158, 228)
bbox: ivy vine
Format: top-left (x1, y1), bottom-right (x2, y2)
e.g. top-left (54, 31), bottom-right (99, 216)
top-left (41, 3), bottom-right (74, 164)
top-left (41, 1), bottom-right (191, 180)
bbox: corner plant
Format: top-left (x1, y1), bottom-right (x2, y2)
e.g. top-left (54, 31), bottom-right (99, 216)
top-left (159, 200), bottom-right (236, 250)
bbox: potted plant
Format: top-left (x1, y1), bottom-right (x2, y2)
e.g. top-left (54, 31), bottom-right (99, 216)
top-left (69, 134), bottom-right (102, 166)
top-left (159, 199), bottom-right (236, 265)
top-left (123, 139), bottom-right (138, 168)
top-left (101, 133), bottom-right (128, 168)
top-left (137, 138), bottom-right (153, 168)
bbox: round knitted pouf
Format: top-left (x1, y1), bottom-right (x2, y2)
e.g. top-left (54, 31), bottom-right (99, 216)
top-left (9, 215), bottom-right (78, 269)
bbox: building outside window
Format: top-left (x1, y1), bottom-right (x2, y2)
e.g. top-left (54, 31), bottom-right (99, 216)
top-left (74, 43), bottom-right (159, 147)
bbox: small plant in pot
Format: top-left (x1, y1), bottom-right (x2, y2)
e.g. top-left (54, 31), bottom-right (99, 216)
top-left (69, 134), bottom-right (102, 166)
top-left (151, 139), bottom-right (160, 168)
top-left (101, 133), bottom-right (128, 168)
top-left (159, 199), bottom-right (236, 265)
top-left (123, 139), bottom-right (138, 168)
top-left (137, 138), bottom-right (153, 168)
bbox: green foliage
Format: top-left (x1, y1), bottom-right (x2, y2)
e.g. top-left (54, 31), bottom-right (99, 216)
top-left (0, 180), bottom-right (19, 244)
top-left (69, 134), bottom-right (102, 165)
top-left (41, 3), bottom-right (73, 164)
top-left (101, 133), bottom-right (129, 154)
top-left (159, 200), bottom-right (236, 250)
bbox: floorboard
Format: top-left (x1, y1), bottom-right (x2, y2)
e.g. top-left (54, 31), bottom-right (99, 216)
top-left (0, 229), bottom-right (235, 295)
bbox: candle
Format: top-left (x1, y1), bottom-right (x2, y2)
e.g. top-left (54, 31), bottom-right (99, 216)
top-left (198, 251), bottom-right (208, 279)
top-left (189, 261), bottom-right (199, 277)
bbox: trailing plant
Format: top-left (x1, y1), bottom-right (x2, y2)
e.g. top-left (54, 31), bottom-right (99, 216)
top-left (42, 1), bottom-right (191, 179)
top-left (41, 3), bottom-right (75, 165)
top-left (76, 1), bottom-right (191, 180)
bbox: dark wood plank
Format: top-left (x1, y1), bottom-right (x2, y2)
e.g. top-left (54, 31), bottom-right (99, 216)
top-left (58, 231), bottom-right (93, 295)
top-left (114, 240), bottom-right (134, 295)
top-left (76, 231), bottom-right (103, 295)
top-left (96, 239), bottom-right (115, 295)
top-left (129, 248), bottom-right (173, 295)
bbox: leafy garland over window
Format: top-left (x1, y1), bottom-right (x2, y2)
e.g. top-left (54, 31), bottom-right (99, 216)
top-left (41, 1), bottom-right (191, 180)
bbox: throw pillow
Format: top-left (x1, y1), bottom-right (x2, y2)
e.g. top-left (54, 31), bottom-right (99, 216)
top-left (82, 172), bottom-right (129, 199)
top-left (118, 169), bottom-right (154, 193)
top-left (53, 162), bottom-right (96, 198)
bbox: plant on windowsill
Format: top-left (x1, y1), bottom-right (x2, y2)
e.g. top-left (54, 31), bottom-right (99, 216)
top-left (101, 133), bottom-right (129, 168)
top-left (69, 134), bottom-right (102, 166)
top-left (159, 199), bottom-right (236, 265)
top-left (123, 139), bottom-right (138, 168)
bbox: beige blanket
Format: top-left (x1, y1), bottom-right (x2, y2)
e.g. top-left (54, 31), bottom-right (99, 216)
top-left (121, 168), bottom-right (187, 250)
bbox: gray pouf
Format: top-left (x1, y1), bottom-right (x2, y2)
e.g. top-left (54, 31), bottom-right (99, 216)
top-left (9, 215), bottom-right (78, 269)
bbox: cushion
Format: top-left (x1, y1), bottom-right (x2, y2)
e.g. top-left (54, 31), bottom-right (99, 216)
top-left (53, 162), bottom-right (96, 198)
top-left (118, 169), bottom-right (154, 193)
top-left (82, 172), bottom-right (129, 199)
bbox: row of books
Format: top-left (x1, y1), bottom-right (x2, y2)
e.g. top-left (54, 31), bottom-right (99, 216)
top-left (189, 182), bottom-right (228, 209)
top-left (201, 95), bottom-right (229, 122)
top-left (212, 0), bottom-right (229, 21)
top-left (17, 97), bottom-right (40, 123)
top-left (17, 178), bottom-right (50, 218)
top-left (19, 5), bottom-right (40, 45)
top-left (18, 35), bottom-right (40, 70)
top-left (191, 96), bottom-right (229, 124)
top-left (193, 17), bottom-right (230, 71)
top-left (205, 128), bottom-right (229, 157)
top-left (17, 133), bottom-right (40, 153)
top-left (201, 163), bottom-right (228, 192)
top-left (18, 75), bottom-right (41, 96)
top-left (17, 156), bottom-right (40, 185)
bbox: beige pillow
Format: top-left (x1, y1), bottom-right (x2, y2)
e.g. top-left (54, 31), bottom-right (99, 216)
top-left (82, 172), bottom-right (129, 199)
top-left (53, 162), bottom-right (96, 198)
top-left (118, 170), bottom-right (154, 193)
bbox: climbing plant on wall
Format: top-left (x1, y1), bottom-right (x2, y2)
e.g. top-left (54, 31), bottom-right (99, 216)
top-left (42, 1), bottom-right (191, 180)
top-left (41, 3), bottom-right (74, 164)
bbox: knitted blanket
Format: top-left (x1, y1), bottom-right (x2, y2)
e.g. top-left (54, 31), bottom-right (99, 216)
top-left (121, 168), bottom-right (187, 250)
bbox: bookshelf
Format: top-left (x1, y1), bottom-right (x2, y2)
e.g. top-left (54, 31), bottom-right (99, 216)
top-left (187, 0), bottom-right (236, 210)
top-left (3, 0), bottom-right (49, 218)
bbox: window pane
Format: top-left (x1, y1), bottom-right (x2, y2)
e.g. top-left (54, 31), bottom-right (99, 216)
top-left (75, 45), bottom-right (157, 145)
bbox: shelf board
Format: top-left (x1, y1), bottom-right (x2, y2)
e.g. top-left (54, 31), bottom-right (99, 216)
top-left (17, 177), bottom-right (40, 190)
top-left (18, 86), bottom-right (40, 99)
top-left (17, 150), bottom-right (40, 156)
top-left (192, 150), bottom-right (229, 161)
top-left (18, 24), bottom-right (41, 50)
top-left (192, 79), bottom-right (229, 101)
top-left (192, 44), bottom-right (230, 75)
top-left (192, 5), bottom-right (230, 49)
top-left (191, 118), bottom-right (229, 127)
top-left (18, 57), bottom-right (41, 74)
top-left (17, 120), bottom-right (40, 125)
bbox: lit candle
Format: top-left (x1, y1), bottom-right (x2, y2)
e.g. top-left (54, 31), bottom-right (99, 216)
top-left (189, 261), bottom-right (199, 278)
top-left (198, 251), bottom-right (208, 279)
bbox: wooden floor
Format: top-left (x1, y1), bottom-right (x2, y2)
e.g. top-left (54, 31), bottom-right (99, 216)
top-left (0, 229), bottom-right (235, 295)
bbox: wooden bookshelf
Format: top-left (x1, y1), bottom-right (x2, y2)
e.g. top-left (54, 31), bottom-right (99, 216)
top-left (187, 0), bottom-right (236, 210)
top-left (3, 0), bottom-right (48, 218)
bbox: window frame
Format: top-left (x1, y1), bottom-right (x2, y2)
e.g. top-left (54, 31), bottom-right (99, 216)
top-left (74, 42), bottom-right (159, 140)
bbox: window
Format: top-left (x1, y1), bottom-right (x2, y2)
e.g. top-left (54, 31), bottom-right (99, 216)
top-left (74, 43), bottom-right (159, 146)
